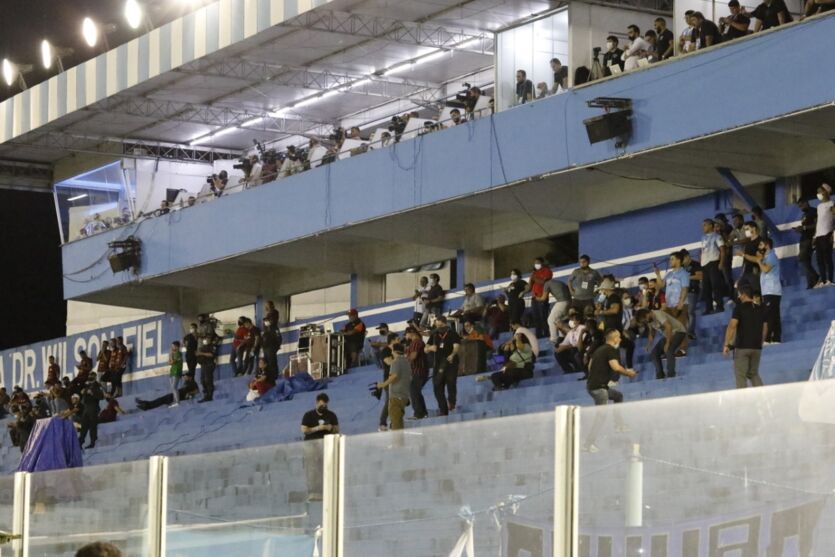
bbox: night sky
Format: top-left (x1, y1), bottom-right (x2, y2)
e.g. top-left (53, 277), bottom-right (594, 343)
top-left (1, 0), bottom-right (204, 103)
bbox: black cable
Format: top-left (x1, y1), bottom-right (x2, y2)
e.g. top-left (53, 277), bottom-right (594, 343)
top-left (588, 167), bottom-right (718, 191)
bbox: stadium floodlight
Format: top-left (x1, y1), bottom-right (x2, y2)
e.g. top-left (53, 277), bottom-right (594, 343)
top-left (2, 58), bottom-right (33, 90)
top-left (124, 0), bottom-right (144, 30)
top-left (41, 40), bottom-right (74, 72)
top-left (82, 17), bottom-right (99, 47)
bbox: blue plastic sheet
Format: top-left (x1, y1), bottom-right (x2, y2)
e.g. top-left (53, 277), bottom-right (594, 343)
top-left (17, 417), bottom-right (83, 473)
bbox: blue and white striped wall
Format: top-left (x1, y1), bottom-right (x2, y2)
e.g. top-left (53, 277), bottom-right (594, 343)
top-left (0, 0), bottom-right (331, 144)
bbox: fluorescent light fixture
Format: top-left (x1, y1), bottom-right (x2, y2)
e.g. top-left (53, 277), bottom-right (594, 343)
top-left (124, 0), bottom-right (143, 30)
top-left (457, 37), bottom-right (482, 49)
top-left (383, 62), bottom-right (411, 76)
top-left (347, 78), bottom-right (371, 89)
top-left (82, 17), bottom-right (99, 47)
top-left (67, 194), bottom-right (89, 202)
top-left (270, 107), bottom-right (290, 117)
top-left (189, 125), bottom-right (239, 146)
top-left (241, 116), bottom-right (264, 127)
top-left (320, 90), bottom-right (339, 100)
top-left (414, 50), bottom-right (448, 66)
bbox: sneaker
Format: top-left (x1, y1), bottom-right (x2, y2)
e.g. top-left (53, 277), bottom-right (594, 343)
top-left (168, 402), bottom-right (179, 408)
top-left (675, 350), bottom-right (687, 358)
top-left (814, 281), bottom-right (825, 289)
top-left (378, 425), bottom-right (388, 432)
top-left (448, 404), bottom-right (456, 413)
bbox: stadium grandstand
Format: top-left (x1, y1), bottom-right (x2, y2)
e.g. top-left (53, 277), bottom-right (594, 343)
top-left (0, 0), bottom-right (834, 555)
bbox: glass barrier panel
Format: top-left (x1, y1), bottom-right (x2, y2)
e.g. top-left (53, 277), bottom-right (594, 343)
top-left (165, 441), bottom-right (323, 557)
top-left (342, 412), bottom-right (555, 557)
top-left (0, 475), bottom-right (14, 536)
top-left (27, 460), bottom-right (150, 556)
top-left (578, 380), bottom-right (835, 556)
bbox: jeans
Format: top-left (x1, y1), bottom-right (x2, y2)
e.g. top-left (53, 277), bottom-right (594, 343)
top-left (490, 366), bottom-right (533, 389)
top-left (170, 375), bottom-right (181, 403)
top-left (432, 361), bottom-right (458, 416)
top-left (762, 295), bottom-right (781, 342)
top-left (799, 239), bottom-right (819, 288)
top-left (734, 349), bottom-right (763, 388)
top-left (651, 332), bottom-right (686, 378)
top-left (702, 260), bottom-right (725, 312)
top-left (815, 234), bottom-right (834, 283)
top-left (531, 298), bottom-right (550, 338)
top-left (547, 301), bottom-right (570, 343)
top-left (410, 373), bottom-right (429, 418)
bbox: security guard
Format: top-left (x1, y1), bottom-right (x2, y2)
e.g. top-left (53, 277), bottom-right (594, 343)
top-left (195, 314), bottom-right (221, 403)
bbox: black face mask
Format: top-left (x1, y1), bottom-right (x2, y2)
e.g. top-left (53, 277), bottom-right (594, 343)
top-left (317, 405), bottom-right (328, 413)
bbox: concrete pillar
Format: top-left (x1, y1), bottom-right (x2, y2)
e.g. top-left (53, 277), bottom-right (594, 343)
top-left (350, 272), bottom-right (386, 308)
top-left (456, 248), bottom-right (494, 287)
top-left (625, 443), bottom-right (643, 528)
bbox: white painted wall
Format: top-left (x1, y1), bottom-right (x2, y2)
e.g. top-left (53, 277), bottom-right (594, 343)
top-left (129, 159), bottom-right (214, 216)
top-left (66, 301), bottom-right (162, 335)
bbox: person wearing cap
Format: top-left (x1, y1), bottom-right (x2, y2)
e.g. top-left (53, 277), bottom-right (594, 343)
top-left (719, 0), bottom-right (751, 41)
top-left (700, 219), bottom-right (726, 315)
top-left (813, 183), bottom-right (834, 287)
top-left (636, 308), bottom-right (687, 379)
top-left (794, 198), bottom-right (820, 289)
top-left (369, 323), bottom-right (391, 368)
top-left (425, 315), bottom-right (461, 416)
top-left (341, 309), bottom-right (367, 368)
top-left (595, 278), bottom-right (635, 369)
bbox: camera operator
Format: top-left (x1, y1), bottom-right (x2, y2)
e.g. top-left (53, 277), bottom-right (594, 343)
top-left (279, 145), bottom-right (304, 178)
top-left (246, 154), bottom-right (263, 187)
top-left (388, 116), bottom-right (407, 143)
top-left (261, 150), bottom-right (279, 183)
top-left (375, 343), bottom-right (411, 431)
top-left (210, 170), bottom-right (229, 197)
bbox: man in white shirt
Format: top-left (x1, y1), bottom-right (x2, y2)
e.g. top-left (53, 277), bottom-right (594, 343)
top-left (247, 155), bottom-right (263, 187)
top-left (623, 25), bottom-right (652, 70)
top-left (412, 276), bottom-right (430, 324)
top-left (814, 183), bottom-right (834, 286)
top-left (556, 315), bottom-right (585, 373)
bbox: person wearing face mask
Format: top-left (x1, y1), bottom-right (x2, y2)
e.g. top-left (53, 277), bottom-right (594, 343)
top-left (556, 315), bottom-right (586, 373)
top-left (425, 273), bottom-right (445, 323)
top-left (505, 269), bottom-right (528, 325)
top-left (583, 329), bottom-right (637, 452)
top-left (569, 255), bottom-right (602, 313)
top-left (525, 258), bottom-right (553, 338)
top-left (261, 317), bottom-right (283, 382)
top-left (602, 36), bottom-right (624, 74)
top-left (301, 393), bottom-right (339, 501)
top-left (595, 278), bottom-right (635, 370)
top-left (636, 308), bottom-right (687, 379)
top-left (425, 316), bottom-right (461, 416)
top-left (341, 309), bottom-right (367, 369)
top-left (813, 183), bottom-right (834, 286)
top-left (183, 323), bottom-right (199, 380)
top-left (540, 277), bottom-right (570, 345)
top-left (757, 238), bottom-right (782, 343)
top-left (736, 222), bottom-right (762, 297)
top-left (623, 24), bottom-right (652, 70)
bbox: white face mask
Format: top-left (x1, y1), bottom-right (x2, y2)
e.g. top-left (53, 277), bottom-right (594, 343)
top-left (597, 293), bottom-right (606, 303)
top-left (623, 298), bottom-right (632, 307)
top-left (190, 328), bottom-right (197, 333)
top-left (568, 320), bottom-right (577, 329)
top-left (264, 321), bottom-right (271, 327)
top-left (510, 274), bottom-right (519, 281)
top-left (818, 193), bottom-right (826, 201)
top-left (606, 41), bottom-right (615, 50)
top-left (430, 279), bottom-right (437, 286)
top-left (639, 284), bottom-right (647, 291)
top-left (744, 229), bottom-right (753, 238)
top-left (534, 263), bottom-right (542, 270)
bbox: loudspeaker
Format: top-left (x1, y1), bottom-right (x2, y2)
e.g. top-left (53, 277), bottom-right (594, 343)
top-left (583, 109), bottom-right (632, 144)
top-left (108, 252), bottom-right (138, 273)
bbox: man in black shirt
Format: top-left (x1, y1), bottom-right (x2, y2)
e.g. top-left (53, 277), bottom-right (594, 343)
top-left (720, 0), bottom-right (751, 41)
top-left (376, 333), bottom-right (398, 431)
top-left (182, 323), bottom-right (198, 379)
top-left (653, 18), bottom-right (675, 59)
top-left (550, 58), bottom-right (568, 93)
top-left (681, 249), bottom-right (701, 340)
top-left (595, 278), bottom-right (635, 368)
top-left (723, 285), bottom-right (766, 388)
top-left (300, 393), bottom-right (339, 501)
top-left (736, 222), bottom-right (762, 296)
top-left (794, 199), bottom-right (819, 289)
top-left (515, 70), bottom-right (533, 105)
top-left (425, 273), bottom-right (445, 324)
top-left (426, 316), bottom-right (461, 416)
top-left (602, 36), bottom-right (624, 74)
top-left (752, 0), bottom-right (792, 31)
top-left (584, 330), bottom-right (637, 452)
top-left (693, 12), bottom-right (722, 48)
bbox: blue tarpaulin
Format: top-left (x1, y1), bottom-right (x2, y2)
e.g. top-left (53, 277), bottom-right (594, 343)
top-left (17, 417), bottom-right (83, 473)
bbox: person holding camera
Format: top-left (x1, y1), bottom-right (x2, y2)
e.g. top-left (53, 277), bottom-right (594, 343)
top-left (78, 372), bottom-right (105, 449)
top-left (376, 343), bottom-right (411, 431)
top-left (426, 315), bottom-right (461, 416)
top-left (279, 146), bottom-right (304, 178)
top-left (209, 170), bottom-right (229, 197)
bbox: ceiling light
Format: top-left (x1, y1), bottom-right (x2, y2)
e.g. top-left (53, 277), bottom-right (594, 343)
top-left (124, 0), bottom-right (143, 30)
top-left (67, 194), bottom-right (89, 202)
top-left (189, 125), bottom-right (239, 146)
top-left (82, 17), bottom-right (99, 47)
top-left (414, 51), bottom-right (448, 66)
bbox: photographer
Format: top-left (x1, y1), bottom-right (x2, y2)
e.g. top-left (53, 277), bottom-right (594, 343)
top-left (246, 154), bottom-right (263, 187)
top-left (262, 150), bottom-right (279, 183)
top-left (375, 343), bottom-right (411, 431)
top-left (210, 170), bottom-right (229, 197)
top-left (279, 145), bottom-right (304, 178)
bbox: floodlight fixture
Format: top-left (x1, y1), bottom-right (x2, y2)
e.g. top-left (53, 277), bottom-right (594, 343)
top-left (124, 0), bottom-right (144, 30)
top-left (2, 59), bottom-right (33, 90)
top-left (41, 40), bottom-right (74, 72)
top-left (82, 17), bottom-right (99, 47)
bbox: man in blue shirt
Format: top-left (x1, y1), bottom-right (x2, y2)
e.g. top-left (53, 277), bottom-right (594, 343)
top-left (757, 238), bottom-right (782, 343)
top-left (700, 218), bottom-right (726, 315)
top-left (655, 251), bottom-right (691, 354)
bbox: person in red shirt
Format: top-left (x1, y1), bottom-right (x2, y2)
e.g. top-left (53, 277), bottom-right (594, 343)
top-left (98, 394), bottom-right (125, 424)
top-left (45, 356), bottom-right (60, 387)
top-left (341, 309), bottom-right (367, 368)
top-left (525, 257), bottom-right (553, 338)
top-left (232, 317), bottom-right (249, 376)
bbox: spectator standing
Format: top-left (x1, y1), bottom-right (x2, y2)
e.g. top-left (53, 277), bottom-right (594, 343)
top-left (412, 276), bottom-right (430, 325)
top-left (405, 327), bottom-right (429, 420)
top-left (723, 285), bottom-right (767, 388)
top-left (300, 393), bottom-right (339, 501)
top-left (341, 309), bottom-right (367, 368)
top-left (505, 269), bottom-right (528, 325)
top-left (715, 217), bottom-right (735, 295)
top-left (583, 330), bottom-right (636, 451)
top-left (680, 249), bottom-right (701, 341)
top-left (752, 0), bottom-right (793, 30)
top-left (540, 278), bottom-right (571, 345)
top-left (78, 373), bottom-right (104, 449)
top-left (244, 319), bottom-right (262, 375)
top-left (113, 337), bottom-right (129, 397)
top-left (692, 12), bottom-right (722, 48)
top-left (515, 70), bottom-right (533, 104)
top-left (550, 58), bottom-right (568, 92)
top-left (738, 222), bottom-right (764, 295)
top-left (596, 278), bottom-right (635, 369)
top-left (637, 309), bottom-right (687, 379)
top-left (602, 36), bottom-right (624, 73)
top-left (231, 317), bottom-right (248, 377)
top-left (655, 252), bottom-right (690, 353)
top-left (45, 356), bottom-right (60, 387)
top-left (426, 316), bottom-right (461, 416)
top-left (376, 344), bottom-right (411, 430)
top-left (96, 343), bottom-right (111, 384)
top-left (375, 333), bottom-right (398, 431)
top-left (701, 219), bottom-right (726, 314)
top-left (624, 25), bottom-right (652, 69)
top-left (795, 199), bottom-right (819, 288)
top-left (196, 325), bottom-right (219, 403)
top-left (758, 238), bottom-right (782, 343)
top-left (720, 0), bottom-right (752, 40)
top-left (679, 10), bottom-right (697, 53)
top-left (814, 184), bottom-right (834, 286)
top-left (654, 18), bottom-right (675, 59)
top-left (13, 404), bottom-right (35, 453)
top-left (261, 317), bottom-right (283, 382)
top-left (484, 295), bottom-right (510, 339)
top-left (169, 341), bottom-right (183, 407)
top-left (751, 206), bottom-right (769, 240)
top-left (183, 323), bottom-right (199, 379)
top-left (569, 255), bottom-right (602, 313)
top-left (264, 300), bottom-right (280, 326)
top-left (526, 258), bottom-right (554, 338)
top-left (424, 273), bottom-right (445, 324)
